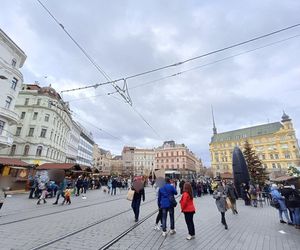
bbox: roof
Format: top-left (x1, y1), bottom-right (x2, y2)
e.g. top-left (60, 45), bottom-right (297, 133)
top-left (272, 175), bottom-right (298, 182)
top-left (112, 155), bottom-right (122, 160)
top-left (0, 157), bottom-right (31, 167)
top-left (211, 122), bottom-right (283, 143)
top-left (220, 172), bottom-right (233, 179)
top-left (36, 163), bottom-right (81, 170)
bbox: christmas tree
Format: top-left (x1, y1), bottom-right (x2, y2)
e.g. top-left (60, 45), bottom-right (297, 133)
top-left (287, 165), bottom-right (300, 177)
top-left (243, 141), bottom-right (268, 186)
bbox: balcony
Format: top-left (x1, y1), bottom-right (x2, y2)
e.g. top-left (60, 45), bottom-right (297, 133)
top-left (0, 107), bottom-right (19, 125)
top-left (0, 130), bottom-right (14, 148)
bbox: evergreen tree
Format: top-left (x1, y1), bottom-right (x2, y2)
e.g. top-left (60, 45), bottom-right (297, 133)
top-left (287, 165), bottom-right (300, 177)
top-left (243, 141), bottom-right (268, 186)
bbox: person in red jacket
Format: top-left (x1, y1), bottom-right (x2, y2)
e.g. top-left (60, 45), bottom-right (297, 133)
top-left (180, 182), bottom-right (196, 240)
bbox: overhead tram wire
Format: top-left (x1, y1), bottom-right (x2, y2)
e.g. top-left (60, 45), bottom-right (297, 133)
top-left (37, 0), bottom-right (163, 140)
top-left (56, 22), bottom-right (300, 94)
top-left (66, 33), bottom-right (300, 103)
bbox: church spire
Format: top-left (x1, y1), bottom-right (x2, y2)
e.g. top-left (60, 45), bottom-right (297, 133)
top-left (211, 105), bottom-right (217, 135)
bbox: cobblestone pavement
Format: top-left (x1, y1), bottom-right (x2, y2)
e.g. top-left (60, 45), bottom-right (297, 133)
top-left (0, 189), bottom-right (299, 250)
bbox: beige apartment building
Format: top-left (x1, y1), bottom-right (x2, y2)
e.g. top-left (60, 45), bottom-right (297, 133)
top-left (209, 112), bottom-right (300, 176)
top-left (93, 144), bottom-right (112, 176)
top-left (155, 141), bottom-right (202, 178)
top-left (110, 155), bottom-right (123, 175)
top-left (122, 146), bottom-right (135, 176)
top-left (133, 148), bottom-right (155, 176)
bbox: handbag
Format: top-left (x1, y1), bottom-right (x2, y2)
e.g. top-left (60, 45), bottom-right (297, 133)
top-left (270, 197), bottom-right (280, 209)
top-left (127, 189), bottom-right (135, 201)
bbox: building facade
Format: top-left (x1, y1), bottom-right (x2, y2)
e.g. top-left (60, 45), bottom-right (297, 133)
top-left (110, 155), bottom-right (123, 176)
top-left (133, 149), bottom-right (155, 176)
top-left (155, 140), bottom-right (201, 178)
top-left (122, 146), bottom-right (135, 176)
top-left (93, 144), bottom-right (112, 175)
top-left (0, 29), bottom-right (27, 148)
top-left (66, 120), bottom-right (81, 163)
top-left (77, 124), bottom-right (94, 167)
top-left (0, 84), bottom-right (72, 165)
top-left (209, 113), bottom-right (300, 176)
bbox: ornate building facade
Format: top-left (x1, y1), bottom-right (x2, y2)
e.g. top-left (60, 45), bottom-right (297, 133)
top-left (209, 113), bottom-right (300, 176)
top-left (133, 148), bottom-right (155, 176)
top-left (93, 144), bottom-right (112, 175)
top-left (0, 29), bottom-right (27, 148)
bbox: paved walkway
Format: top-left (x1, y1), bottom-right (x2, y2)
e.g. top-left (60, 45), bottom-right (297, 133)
top-left (0, 188), bottom-right (299, 250)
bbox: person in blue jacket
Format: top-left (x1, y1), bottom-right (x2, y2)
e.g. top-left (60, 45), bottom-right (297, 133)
top-left (270, 183), bottom-right (293, 224)
top-left (158, 177), bottom-right (178, 237)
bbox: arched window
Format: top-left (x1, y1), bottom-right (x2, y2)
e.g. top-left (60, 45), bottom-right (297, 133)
top-left (36, 146), bottom-right (43, 156)
top-left (23, 145), bottom-right (30, 156)
top-left (10, 145), bottom-right (16, 156)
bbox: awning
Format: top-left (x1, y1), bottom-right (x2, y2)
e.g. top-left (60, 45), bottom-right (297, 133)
top-left (272, 175), bottom-right (298, 182)
top-left (0, 157), bottom-right (31, 167)
top-left (37, 163), bottom-right (82, 171)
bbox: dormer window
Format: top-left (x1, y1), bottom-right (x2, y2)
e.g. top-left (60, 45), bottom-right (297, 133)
top-left (12, 58), bottom-right (17, 67)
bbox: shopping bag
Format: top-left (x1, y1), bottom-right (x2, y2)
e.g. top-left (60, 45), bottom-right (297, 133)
top-left (127, 189), bottom-right (135, 201)
top-left (226, 197), bottom-right (232, 209)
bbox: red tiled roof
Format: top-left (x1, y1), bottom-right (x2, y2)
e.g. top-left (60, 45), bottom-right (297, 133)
top-left (0, 157), bottom-right (31, 167)
top-left (37, 163), bottom-right (80, 170)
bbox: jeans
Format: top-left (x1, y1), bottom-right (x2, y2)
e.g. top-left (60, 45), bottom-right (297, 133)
top-left (184, 212), bottom-right (195, 236)
top-left (294, 208), bottom-right (300, 225)
top-left (162, 207), bottom-right (175, 232)
top-left (279, 209), bottom-right (292, 223)
top-left (156, 208), bottom-right (162, 225)
top-left (131, 198), bottom-right (141, 220)
top-left (29, 188), bottom-right (35, 198)
top-left (111, 188), bottom-right (116, 195)
top-left (55, 190), bottom-right (65, 203)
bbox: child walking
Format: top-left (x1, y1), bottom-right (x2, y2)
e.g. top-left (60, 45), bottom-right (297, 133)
top-left (180, 182), bottom-right (196, 240)
top-left (62, 187), bottom-right (72, 205)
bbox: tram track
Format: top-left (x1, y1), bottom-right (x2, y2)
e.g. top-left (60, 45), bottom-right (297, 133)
top-left (29, 197), bottom-right (158, 250)
top-left (0, 190), bottom-right (156, 226)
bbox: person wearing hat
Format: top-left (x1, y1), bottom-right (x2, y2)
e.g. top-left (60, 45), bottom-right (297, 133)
top-left (270, 184), bottom-right (293, 225)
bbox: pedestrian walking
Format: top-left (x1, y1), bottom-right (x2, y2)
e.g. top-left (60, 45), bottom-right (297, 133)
top-left (154, 186), bottom-right (162, 231)
top-left (270, 184), bottom-right (293, 225)
top-left (37, 181), bottom-right (47, 205)
top-left (28, 176), bottom-right (35, 199)
top-left (249, 183), bottom-right (258, 207)
top-left (241, 183), bottom-right (251, 206)
top-left (111, 178), bottom-right (117, 195)
top-left (53, 178), bottom-right (67, 205)
top-left (180, 182), bottom-right (196, 240)
top-left (225, 181), bottom-right (239, 214)
top-left (62, 186), bottom-right (72, 205)
top-left (179, 179), bottom-right (185, 195)
top-left (75, 176), bottom-right (83, 196)
top-left (158, 177), bottom-right (178, 237)
top-left (213, 182), bottom-right (228, 230)
top-left (131, 182), bottom-right (145, 222)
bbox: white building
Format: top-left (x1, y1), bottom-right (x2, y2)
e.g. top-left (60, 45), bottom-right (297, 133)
top-left (0, 84), bottom-right (73, 165)
top-left (0, 29), bottom-right (26, 148)
top-left (66, 120), bottom-right (81, 163)
top-left (77, 124), bottom-right (94, 167)
top-left (133, 149), bottom-right (155, 176)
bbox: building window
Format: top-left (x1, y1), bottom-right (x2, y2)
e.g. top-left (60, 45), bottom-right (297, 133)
top-left (33, 112), bottom-right (38, 120)
top-left (10, 145), bottom-right (16, 156)
top-left (40, 129), bottom-right (47, 138)
top-left (270, 154), bottom-right (274, 160)
top-left (11, 58), bottom-right (17, 67)
top-left (23, 145), bottom-right (30, 156)
top-left (0, 120), bottom-right (5, 135)
top-left (285, 153), bottom-right (291, 159)
top-left (272, 163), bottom-right (276, 168)
top-left (21, 112), bottom-right (26, 119)
top-left (262, 154), bottom-right (265, 160)
top-left (28, 128), bottom-right (34, 137)
top-left (36, 146), bottom-right (43, 156)
top-left (5, 96), bottom-right (12, 109)
top-left (277, 163), bottom-right (281, 168)
top-left (275, 154), bottom-right (279, 159)
top-left (45, 114), bottom-right (50, 122)
top-left (11, 77), bottom-right (18, 90)
top-left (15, 127), bottom-right (21, 136)
top-left (37, 99), bottom-right (41, 106)
top-left (24, 98), bottom-right (29, 106)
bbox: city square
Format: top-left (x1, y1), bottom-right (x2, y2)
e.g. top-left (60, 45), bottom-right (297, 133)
top-left (0, 187), bottom-right (299, 250)
top-left (1, 1), bottom-right (300, 249)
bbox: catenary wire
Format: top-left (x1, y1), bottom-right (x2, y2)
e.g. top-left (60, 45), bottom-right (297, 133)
top-left (66, 33), bottom-right (300, 103)
top-left (37, 0), bottom-right (162, 140)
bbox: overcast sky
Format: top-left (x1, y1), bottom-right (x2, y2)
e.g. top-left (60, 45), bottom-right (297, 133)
top-left (1, 0), bottom-right (300, 165)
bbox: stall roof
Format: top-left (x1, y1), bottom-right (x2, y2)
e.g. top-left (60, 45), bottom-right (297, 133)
top-left (272, 175), bottom-right (298, 182)
top-left (0, 157), bottom-right (31, 167)
top-left (37, 163), bottom-right (81, 170)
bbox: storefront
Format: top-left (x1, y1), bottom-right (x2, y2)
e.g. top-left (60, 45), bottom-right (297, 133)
top-left (0, 157), bottom-right (34, 191)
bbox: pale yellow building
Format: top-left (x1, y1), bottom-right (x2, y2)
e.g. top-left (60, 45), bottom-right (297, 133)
top-left (209, 113), bottom-right (300, 176)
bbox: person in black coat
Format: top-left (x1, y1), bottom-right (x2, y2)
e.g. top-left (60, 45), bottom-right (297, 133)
top-left (111, 179), bottom-right (117, 195)
top-left (179, 180), bottom-right (185, 195)
top-left (131, 186), bottom-right (145, 222)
